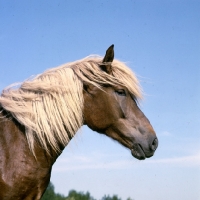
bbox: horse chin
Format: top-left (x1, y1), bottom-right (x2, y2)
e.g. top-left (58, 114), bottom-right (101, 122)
top-left (131, 144), bottom-right (146, 160)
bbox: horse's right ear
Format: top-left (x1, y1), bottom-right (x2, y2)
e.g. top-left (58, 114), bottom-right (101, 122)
top-left (100, 44), bottom-right (114, 74)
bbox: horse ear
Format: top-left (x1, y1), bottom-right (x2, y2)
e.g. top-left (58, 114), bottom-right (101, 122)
top-left (100, 44), bottom-right (114, 74)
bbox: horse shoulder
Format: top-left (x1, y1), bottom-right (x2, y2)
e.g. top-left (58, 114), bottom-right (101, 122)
top-left (0, 112), bottom-right (54, 199)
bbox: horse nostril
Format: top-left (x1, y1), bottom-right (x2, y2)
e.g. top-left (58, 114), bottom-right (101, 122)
top-left (151, 137), bottom-right (158, 151)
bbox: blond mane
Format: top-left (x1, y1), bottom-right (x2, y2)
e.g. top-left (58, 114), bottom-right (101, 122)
top-left (0, 56), bottom-right (142, 154)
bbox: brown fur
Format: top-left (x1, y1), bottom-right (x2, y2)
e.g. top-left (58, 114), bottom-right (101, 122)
top-left (0, 45), bottom-right (158, 199)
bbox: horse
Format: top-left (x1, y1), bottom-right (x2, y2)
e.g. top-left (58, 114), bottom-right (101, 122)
top-left (0, 45), bottom-right (158, 200)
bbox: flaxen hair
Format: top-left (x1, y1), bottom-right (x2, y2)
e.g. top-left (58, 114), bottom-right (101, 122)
top-left (0, 56), bottom-right (142, 154)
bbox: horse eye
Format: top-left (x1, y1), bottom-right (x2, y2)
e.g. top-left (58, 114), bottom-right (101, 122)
top-left (116, 89), bottom-right (126, 96)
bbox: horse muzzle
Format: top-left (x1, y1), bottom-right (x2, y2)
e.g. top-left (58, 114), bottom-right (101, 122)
top-left (131, 136), bottom-right (158, 160)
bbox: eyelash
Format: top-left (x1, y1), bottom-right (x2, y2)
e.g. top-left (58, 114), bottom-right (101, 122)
top-left (115, 89), bottom-right (126, 96)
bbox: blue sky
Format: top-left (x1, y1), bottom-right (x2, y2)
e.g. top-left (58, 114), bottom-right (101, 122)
top-left (0, 1), bottom-right (200, 199)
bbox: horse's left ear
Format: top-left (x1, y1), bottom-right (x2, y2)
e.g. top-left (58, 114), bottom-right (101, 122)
top-left (100, 44), bottom-right (114, 74)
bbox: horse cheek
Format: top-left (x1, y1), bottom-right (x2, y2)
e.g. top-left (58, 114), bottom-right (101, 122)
top-left (83, 89), bottom-right (116, 132)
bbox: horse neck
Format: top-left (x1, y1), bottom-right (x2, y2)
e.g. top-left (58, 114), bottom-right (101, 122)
top-left (0, 108), bottom-right (63, 166)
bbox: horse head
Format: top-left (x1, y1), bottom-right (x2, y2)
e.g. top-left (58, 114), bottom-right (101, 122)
top-left (83, 45), bottom-right (158, 160)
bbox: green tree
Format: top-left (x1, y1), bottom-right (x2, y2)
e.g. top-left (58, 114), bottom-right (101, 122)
top-left (66, 190), bottom-right (95, 200)
top-left (41, 182), bottom-right (134, 200)
top-left (41, 182), bottom-right (66, 200)
top-left (101, 195), bottom-right (121, 200)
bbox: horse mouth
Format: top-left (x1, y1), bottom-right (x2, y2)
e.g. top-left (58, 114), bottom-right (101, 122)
top-left (131, 144), bottom-right (146, 160)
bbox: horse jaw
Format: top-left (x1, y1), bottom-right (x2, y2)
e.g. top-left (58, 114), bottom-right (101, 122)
top-left (104, 118), bottom-right (158, 160)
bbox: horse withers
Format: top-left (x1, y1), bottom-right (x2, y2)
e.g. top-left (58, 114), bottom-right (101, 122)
top-left (0, 45), bottom-right (158, 199)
